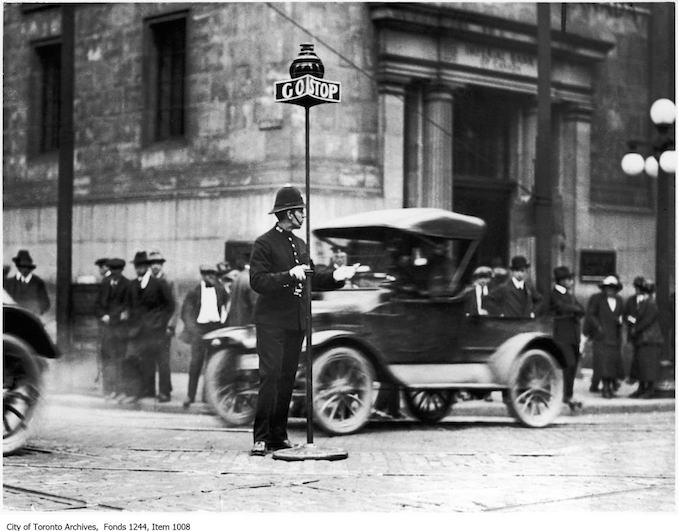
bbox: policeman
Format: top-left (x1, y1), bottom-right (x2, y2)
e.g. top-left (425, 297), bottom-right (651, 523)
top-left (249, 185), bottom-right (356, 456)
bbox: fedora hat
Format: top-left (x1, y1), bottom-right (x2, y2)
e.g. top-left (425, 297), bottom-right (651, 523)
top-left (632, 276), bottom-right (646, 289)
top-left (509, 255), bottom-right (530, 270)
top-left (147, 249), bottom-right (166, 263)
top-left (12, 249), bottom-right (36, 269)
top-left (132, 251), bottom-right (149, 266)
top-left (268, 185), bottom-right (305, 214)
top-left (599, 275), bottom-right (622, 291)
top-left (553, 266), bottom-right (573, 282)
top-left (107, 258), bottom-right (126, 270)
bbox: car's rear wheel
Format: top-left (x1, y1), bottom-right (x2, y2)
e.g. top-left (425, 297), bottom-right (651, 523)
top-left (506, 348), bottom-right (563, 427)
top-left (204, 349), bottom-right (258, 426)
top-left (312, 346), bottom-right (374, 435)
top-left (404, 389), bottom-right (455, 423)
top-left (3, 338), bottom-right (43, 455)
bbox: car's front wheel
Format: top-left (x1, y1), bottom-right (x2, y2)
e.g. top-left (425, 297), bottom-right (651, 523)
top-left (404, 389), bottom-right (455, 424)
top-left (204, 349), bottom-right (258, 426)
top-left (312, 346), bottom-right (374, 435)
top-left (505, 348), bottom-right (563, 427)
top-left (3, 337), bottom-right (44, 455)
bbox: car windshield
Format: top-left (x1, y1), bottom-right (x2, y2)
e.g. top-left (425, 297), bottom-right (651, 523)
top-left (317, 234), bottom-right (476, 296)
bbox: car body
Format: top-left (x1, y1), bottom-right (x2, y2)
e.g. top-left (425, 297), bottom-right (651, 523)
top-left (203, 208), bottom-right (565, 435)
top-left (3, 290), bottom-right (60, 454)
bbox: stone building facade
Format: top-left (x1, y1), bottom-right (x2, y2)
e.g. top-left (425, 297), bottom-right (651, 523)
top-left (3, 2), bottom-right (675, 307)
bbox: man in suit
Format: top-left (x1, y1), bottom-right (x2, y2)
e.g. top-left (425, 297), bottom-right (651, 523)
top-left (95, 257), bottom-right (110, 280)
top-left (4, 250), bottom-right (50, 315)
top-left (120, 251), bottom-right (175, 404)
top-left (95, 258), bottom-right (130, 400)
top-left (180, 264), bottom-right (229, 408)
top-left (487, 255), bottom-right (542, 318)
top-left (462, 266), bottom-right (492, 316)
top-left (226, 259), bottom-right (258, 327)
top-left (147, 249), bottom-right (176, 402)
top-left (249, 185), bottom-right (357, 456)
top-left (549, 266), bottom-right (585, 410)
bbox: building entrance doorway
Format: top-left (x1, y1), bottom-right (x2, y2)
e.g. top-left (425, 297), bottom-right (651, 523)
top-left (453, 179), bottom-right (513, 275)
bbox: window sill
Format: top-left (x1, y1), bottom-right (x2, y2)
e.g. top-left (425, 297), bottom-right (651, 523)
top-left (589, 203), bottom-right (655, 216)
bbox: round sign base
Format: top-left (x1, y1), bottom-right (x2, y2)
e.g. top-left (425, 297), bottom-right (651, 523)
top-left (272, 443), bottom-right (348, 461)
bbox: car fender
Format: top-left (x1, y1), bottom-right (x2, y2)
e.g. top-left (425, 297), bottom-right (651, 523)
top-left (2, 305), bottom-right (60, 359)
top-left (488, 332), bottom-right (565, 386)
top-left (202, 325), bottom-right (257, 351)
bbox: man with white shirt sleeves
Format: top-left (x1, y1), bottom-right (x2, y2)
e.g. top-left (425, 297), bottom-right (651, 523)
top-left (549, 266), bottom-right (585, 410)
top-left (5, 249), bottom-right (50, 315)
top-left (179, 264), bottom-right (229, 408)
top-left (249, 185), bottom-right (357, 456)
top-left (486, 255), bottom-right (542, 318)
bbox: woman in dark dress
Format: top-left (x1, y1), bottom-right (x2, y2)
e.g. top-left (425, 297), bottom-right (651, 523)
top-left (627, 280), bottom-right (663, 398)
top-left (585, 275), bottom-right (625, 398)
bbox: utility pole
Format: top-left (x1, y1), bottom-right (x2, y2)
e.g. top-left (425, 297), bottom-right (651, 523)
top-left (534, 3), bottom-right (553, 298)
top-left (56, 3), bottom-right (75, 353)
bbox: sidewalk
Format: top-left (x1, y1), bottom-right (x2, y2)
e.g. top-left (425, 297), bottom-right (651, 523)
top-left (45, 365), bottom-right (675, 420)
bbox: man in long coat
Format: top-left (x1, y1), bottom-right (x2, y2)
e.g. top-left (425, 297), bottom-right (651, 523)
top-left (584, 275), bottom-right (625, 398)
top-left (95, 258), bottom-right (130, 399)
top-left (249, 185), bottom-right (356, 455)
top-left (121, 251), bottom-right (175, 403)
top-left (549, 266), bottom-right (585, 410)
top-left (180, 264), bottom-right (229, 408)
top-left (5, 250), bottom-right (50, 315)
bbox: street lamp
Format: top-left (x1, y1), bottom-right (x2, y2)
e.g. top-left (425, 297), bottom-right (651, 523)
top-left (621, 97), bottom-right (676, 397)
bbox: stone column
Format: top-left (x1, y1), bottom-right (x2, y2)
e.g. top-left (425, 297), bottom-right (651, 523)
top-left (562, 104), bottom-right (593, 275)
top-left (422, 85), bottom-right (454, 210)
top-left (378, 82), bottom-right (406, 209)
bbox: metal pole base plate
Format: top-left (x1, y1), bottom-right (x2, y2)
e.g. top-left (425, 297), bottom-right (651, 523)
top-left (272, 443), bottom-right (348, 461)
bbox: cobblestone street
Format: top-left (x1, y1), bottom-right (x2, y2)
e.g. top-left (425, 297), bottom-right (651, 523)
top-left (2, 402), bottom-right (674, 512)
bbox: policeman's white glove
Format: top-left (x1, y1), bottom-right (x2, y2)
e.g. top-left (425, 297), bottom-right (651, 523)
top-left (289, 265), bottom-right (307, 281)
top-left (333, 264), bottom-right (358, 282)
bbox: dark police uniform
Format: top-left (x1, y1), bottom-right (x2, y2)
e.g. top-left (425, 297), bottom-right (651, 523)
top-left (250, 224), bottom-right (342, 447)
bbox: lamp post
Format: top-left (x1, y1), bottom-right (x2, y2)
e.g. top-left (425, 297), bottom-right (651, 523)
top-left (621, 98), bottom-right (676, 397)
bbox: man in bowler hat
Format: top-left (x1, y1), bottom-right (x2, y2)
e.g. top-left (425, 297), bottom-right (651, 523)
top-left (95, 258), bottom-right (131, 400)
top-left (249, 185), bottom-right (357, 455)
top-left (121, 251), bottom-right (175, 404)
top-left (486, 255), bottom-right (542, 318)
top-left (549, 266), bottom-right (585, 410)
top-left (5, 250), bottom-right (50, 315)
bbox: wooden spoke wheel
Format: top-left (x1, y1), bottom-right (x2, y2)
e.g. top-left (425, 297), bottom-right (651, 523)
top-left (204, 350), bottom-right (258, 426)
top-left (404, 389), bottom-right (455, 424)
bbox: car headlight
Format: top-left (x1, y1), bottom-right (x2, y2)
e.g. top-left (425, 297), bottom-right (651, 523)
top-left (210, 338), bottom-right (222, 347)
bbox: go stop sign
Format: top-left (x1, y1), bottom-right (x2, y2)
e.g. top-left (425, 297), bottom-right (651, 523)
top-left (275, 74), bottom-right (341, 108)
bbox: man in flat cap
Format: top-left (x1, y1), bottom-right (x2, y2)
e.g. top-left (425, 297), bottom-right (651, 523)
top-left (549, 266), bottom-right (585, 410)
top-left (147, 249), bottom-right (177, 402)
top-left (95, 258), bottom-right (130, 400)
top-left (462, 265), bottom-right (493, 316)
top-left (249, 185), bottom-right (357, 456)
top-left (487, 255), bottom-right (542, 318)
top-left (5, 249), bottom-right (50, 315)
top-left (180, 264), bottom-right (229, 408)
top-left (121, 251), bottom-right (175, 404)
top-left (95, 257), bottom-right (110, 280)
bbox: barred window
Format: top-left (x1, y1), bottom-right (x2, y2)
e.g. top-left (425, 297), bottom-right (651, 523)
top-left (29, 41), bottom-right (61, 155)
top-left (144, 12), bottom-right (187, 143)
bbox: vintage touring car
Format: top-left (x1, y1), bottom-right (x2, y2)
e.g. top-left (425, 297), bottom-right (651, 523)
top-left (203, 208), bottom-right (565, 435)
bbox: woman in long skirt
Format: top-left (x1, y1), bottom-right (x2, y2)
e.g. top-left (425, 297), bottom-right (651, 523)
top-left (628, 281), bottom-right (663, 398)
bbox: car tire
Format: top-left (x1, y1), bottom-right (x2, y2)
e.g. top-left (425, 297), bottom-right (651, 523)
top-left (3, 337), bottom-right (44, 456)
top-left (505, 348), bottom-right (563, 428)
top-left (204, 349), bottom-right (258, 427)
top-left (312, 346), bottom-right (374, 435)
top-left (404, 389), bottom-right (455, 424)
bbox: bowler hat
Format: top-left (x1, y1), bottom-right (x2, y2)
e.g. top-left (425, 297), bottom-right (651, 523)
top-left (268, 185), bottom-right (305, 214)
top-left (599, 275), bottom-right (622, 291)
top-left (509, 255), bottom-right (530, 270)
top-left (472, 266), bottom-right (492, 279)
top-left (132, 251), bottom-right (149, 266)
top-left (199, 264), bottom-right (217, 274)
top-left (633, 276), bottom-right (646, 289)
top-left (107, 258), bottom-right (125, 270)
top-left (147, 249), bottom-right (166, 263)
top-left (553, 266), bottom-right (573, 282)
top-left (94, 257), bottom-right (109, 267)
top-left (12, 250), bottom-right (36, 269)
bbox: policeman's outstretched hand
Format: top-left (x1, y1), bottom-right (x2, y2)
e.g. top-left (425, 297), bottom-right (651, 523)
top-left (333, 264), bottom-right (358, 282)
top-left (289, 265), bottom-right (307, 281)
